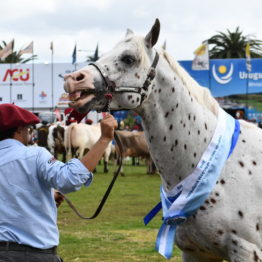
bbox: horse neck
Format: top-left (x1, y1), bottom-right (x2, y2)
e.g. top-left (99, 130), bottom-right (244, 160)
top-left (138, 60), bottom-right (218, 192)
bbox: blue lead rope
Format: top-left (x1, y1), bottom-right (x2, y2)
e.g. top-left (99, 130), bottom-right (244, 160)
top-left (144, 111), bottom-right (240, 259)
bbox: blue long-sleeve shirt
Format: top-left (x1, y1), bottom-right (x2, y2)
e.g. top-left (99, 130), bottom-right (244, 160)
top-left (0, 139), bottom-right (93, 249)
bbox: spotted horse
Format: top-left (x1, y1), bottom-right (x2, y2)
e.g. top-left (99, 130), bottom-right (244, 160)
top-left (64, 19), bottom-right (262, 262)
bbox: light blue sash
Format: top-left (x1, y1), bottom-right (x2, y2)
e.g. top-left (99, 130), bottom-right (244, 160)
top-left (144, 108), bottom-right (240, 259)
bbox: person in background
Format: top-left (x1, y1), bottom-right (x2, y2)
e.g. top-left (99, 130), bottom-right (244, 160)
top-left (0, 103), bottom-right (117, 262)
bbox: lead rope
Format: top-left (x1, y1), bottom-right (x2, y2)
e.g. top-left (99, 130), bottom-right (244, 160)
top-left (60, 96), bottom-right (124, 220)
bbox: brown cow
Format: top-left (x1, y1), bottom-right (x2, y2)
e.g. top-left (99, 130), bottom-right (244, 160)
top-left (114, 130), bottom-right (157, 175)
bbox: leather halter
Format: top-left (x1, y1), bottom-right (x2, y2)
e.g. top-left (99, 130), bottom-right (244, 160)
top-left (88, 51), bottom-right (159, 105)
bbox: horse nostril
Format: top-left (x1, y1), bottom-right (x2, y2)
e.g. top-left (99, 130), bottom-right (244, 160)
top-left (76, 73), bottom-right (85, 81)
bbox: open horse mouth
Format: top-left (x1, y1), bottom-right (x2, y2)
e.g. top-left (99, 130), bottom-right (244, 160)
top-left (68, 90), bottom-right (96, 109)
top-left (64, 70), bottom-right (99, 111)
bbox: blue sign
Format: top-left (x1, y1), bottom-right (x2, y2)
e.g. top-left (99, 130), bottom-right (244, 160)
top-left (180, 58), bottom-right (262, 97)
top-left (180, 58), bottom-right (262, 122)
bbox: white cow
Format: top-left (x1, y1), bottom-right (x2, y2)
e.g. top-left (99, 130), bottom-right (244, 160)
top-left (65, 123), bottom-right (112, 173)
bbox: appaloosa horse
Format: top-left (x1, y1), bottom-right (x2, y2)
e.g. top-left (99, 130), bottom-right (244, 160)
top-left (64, 19), bottom-right (262, 262)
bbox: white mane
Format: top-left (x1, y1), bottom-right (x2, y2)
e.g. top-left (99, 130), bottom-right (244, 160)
top-left (161, 49), bottom-right (219, 117)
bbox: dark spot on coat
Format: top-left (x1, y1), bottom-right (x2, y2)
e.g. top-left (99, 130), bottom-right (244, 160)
top-left (175, 140), bottom-right (178, 146)
top-left (238, 210), bottom-right (244, 218)
top-left (232, 230), bottom-right (237, 234)
top-left (256, 224), bottom-right (260, 231)
top-left (220, 179), bottom-right (226, 185)
top-left (204, 138), bottom-right (207, 143)
top-left (172, 87), bottom-right (175, 92)
top-left (158, 89), bottom-right (162, 93)
top-left (239, 161), bottom-right (244, 167)
top-left (253, 250), bottom-right (259, 262)
top-left (242, 139), bottom-right (246, 143)
top-left (184, 144), bottom-right (187, 150)
top-left (249, 170), bottom-right (252, 175)
top-left (136, 97), bottom-right (140, 103)
top-left (163, 136), bottom-right (166, 142)
top-left (169, 124), bottom-right (173, 130)
top-left (205, 122), bottom-right (207, 130)
top-left (252, 160), bottom-right (257, 166)
top-left (188, 131), bottom-right (191, 135)
top-left (217, 230), bottom-right (223, 235)
top-left (210, 198), bottom-right (216, 204)
top-left (215, 192), bottom-right (220, 197)
top-left (192, 163), bottom-right (195, 168)
top-left (232, 240), bottom-right (238, 246)
top-left (176, 103), bottom-right (179, 108)
top-left (131, 100), bottom-right (135, 104)
top-left (128, 95), bottom-right (133, 100)
top-left (188, 114), bottom-right (191, 120)
top-left (165, 112), bottom-right (169, 118)
top-left (200, 206), bottom-right (206, 211)
top-left (198, 130), bottom-right (200, 135)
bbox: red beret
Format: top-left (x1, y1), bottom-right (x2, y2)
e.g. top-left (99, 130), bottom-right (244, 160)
top-left (0, 104), bottom-right (40, 131)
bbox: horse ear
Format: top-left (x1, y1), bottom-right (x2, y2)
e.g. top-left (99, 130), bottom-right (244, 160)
top-left (125, 28), bottom-right (134, 37)
top-left (145, 18), bottom-right (160, 48)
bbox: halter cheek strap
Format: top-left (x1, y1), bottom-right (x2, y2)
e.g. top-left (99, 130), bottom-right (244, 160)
top-left (88, 51), bottom-right (160, 109)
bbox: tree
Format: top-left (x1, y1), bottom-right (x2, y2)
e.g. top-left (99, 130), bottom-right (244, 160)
top-left (207, 27), bottom-right (262, 59)
top-left (0, 40), bottom-right (37, 64)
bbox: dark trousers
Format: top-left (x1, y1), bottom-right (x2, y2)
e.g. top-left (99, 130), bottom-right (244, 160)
top-left (0, 242), bottom-right (63, 262)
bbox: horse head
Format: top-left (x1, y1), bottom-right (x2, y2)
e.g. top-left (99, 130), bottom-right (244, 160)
top-left (64, 19), bottom-right (160, 113)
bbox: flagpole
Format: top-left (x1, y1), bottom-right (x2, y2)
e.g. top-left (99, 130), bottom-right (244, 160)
top-left (32, 43), bottom-right (35, 112)
top-left (10, 41), bottom-right (14, 103)
top-left (51, 42), bottom-right (54, 111)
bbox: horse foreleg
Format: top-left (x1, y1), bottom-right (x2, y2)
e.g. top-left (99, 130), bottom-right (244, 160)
top-left (227, 237), bottom-right (262, 262)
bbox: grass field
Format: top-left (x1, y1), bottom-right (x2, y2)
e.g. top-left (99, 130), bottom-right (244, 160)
top-left (57, 161), bottom-right (182, 262)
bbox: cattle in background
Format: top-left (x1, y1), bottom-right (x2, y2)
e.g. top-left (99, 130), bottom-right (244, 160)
top-left (47, 123), bottom-right (66, 162)
top-left (36, 122), bottom-right (50, 149)
top-left (114, 130), bottom-right (157, 175)
top-left (65, 123), bottom-right (112, 173)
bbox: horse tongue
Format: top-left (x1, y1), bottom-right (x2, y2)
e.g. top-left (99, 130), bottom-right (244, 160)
top-left (68, 91), bottom-right (81, 101)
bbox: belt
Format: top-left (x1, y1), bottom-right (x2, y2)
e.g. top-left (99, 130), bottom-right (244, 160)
top-left (0, 242), bottom-right (57, 254)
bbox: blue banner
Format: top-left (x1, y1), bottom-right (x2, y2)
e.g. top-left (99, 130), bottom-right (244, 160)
top-left (180, 58), bottom-right (262, 122)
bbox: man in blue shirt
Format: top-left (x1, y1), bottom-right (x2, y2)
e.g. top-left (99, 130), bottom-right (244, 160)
top-left (0, 103), bottom-right (117, 262)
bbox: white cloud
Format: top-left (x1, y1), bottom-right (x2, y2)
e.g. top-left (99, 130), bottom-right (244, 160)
top-left (0, 0), bottom-right (261, 63)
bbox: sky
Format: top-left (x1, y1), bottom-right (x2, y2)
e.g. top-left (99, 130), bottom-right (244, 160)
top-left (1, 0), bottom-right (262, 64)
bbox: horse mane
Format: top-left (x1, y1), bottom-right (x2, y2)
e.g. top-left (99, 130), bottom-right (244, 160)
top-left (161, 49), bottom-right (219, 117)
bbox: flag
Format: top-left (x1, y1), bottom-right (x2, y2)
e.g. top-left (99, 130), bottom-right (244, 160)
top-left (72, 44), bottom-right (77, 64)
top-left (0, 40), bottom-right (14, 60)
top-left (192, 41), bottom-right (209, 70)
top-left (50, 41), bottom-right (54, 53)
top-left (19, 41), bottom-right (33, 55)
top-left (245, 42), bottom-right (251, 72)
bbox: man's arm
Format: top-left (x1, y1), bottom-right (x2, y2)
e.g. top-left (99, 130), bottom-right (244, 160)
top-left (80, 114), bottom-right (117, 172)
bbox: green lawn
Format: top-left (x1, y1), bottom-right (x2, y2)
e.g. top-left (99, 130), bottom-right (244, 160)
top-left (57, 161), bottom-right (182, 262)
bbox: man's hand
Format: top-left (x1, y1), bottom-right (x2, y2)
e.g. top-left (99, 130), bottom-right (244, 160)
top-left (80, 114), bottom-right (118, 172)
top-left (54, 191), bottom-right (65, 208)
top-left (100, 114), bottom-right (118, 141)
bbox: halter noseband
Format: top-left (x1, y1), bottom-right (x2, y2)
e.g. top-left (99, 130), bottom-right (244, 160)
top-left (88, 51), bottom-right (159, 110)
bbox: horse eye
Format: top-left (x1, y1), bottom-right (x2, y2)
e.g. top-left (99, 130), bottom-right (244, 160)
top-left (121, 55), bottom-right (135, 65)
